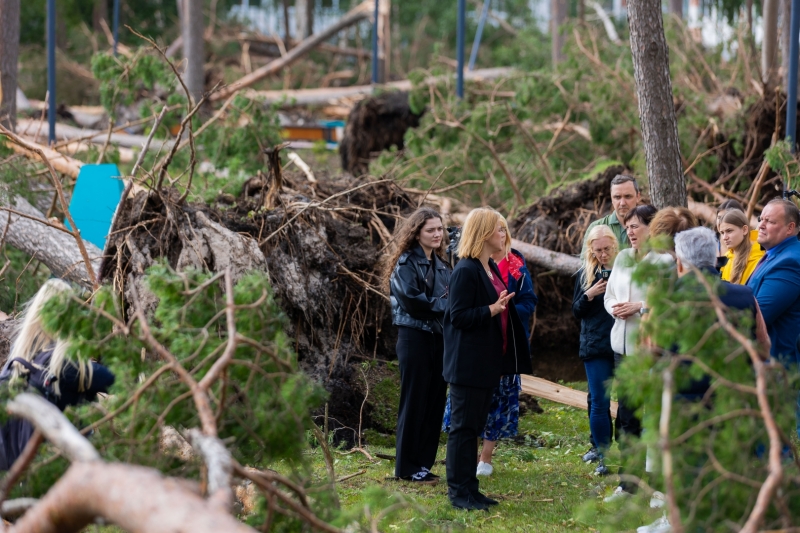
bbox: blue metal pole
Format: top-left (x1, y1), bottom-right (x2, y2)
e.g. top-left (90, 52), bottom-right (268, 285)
top-left (371, 0), bottom-right (379, 84)
top-left (457, 0), bottom-right (465, 98)
top-left (787, 0), bottom-right (800, 152)
top-left (468, 0), bottom-right (490, 71)
top-left (113, 0), bottom-right (120, 57)
top-left (47, 0), bottom-right (56, 145)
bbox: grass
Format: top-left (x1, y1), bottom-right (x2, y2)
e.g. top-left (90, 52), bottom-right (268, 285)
top-left (291, 389), bottom-right (662, 533)
top-left (92, 385), bottom-right (664, 532)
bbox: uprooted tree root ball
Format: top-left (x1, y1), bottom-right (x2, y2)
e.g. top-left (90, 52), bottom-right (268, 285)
top-left (99, 170), bottom-right (420, 440)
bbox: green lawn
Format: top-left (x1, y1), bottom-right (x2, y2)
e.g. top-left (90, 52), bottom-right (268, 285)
top-left (295, 392), bottom-right (662, 533)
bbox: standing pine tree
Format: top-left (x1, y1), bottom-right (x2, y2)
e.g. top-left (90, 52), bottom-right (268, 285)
top-left (627, 0), bottom-right (686, 208)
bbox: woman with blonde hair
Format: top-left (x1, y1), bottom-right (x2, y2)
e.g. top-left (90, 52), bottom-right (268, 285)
top-left (443, 208), bottom-right (532, 511)
top-left (0, 279), bottom-right (114, 469)
top-left (572, 225), bottom-right (619, 476)
top-left (719, 209), bottom-right (764, 285)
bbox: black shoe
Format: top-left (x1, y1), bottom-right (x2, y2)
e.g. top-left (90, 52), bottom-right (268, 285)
top-left (399, 471), bottom-right (438, 485)
top-left (582, 447), bottom-right (600, 463)
top-left (422, 467), bottom-right (439, 479)
top-left (450, 494), bottom-right (489, 511)
top-left (472, 491), bottom-right (499, 506)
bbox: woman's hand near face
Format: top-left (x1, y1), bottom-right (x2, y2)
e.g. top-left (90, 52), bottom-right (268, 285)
top-left (489, 290), bottom-right (515, 316)
top-left (585, 280), bottom-right (607, 300)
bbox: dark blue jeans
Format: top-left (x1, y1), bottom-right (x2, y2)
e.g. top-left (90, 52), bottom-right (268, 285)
top-left (584, 357), bottom-right (615, 452)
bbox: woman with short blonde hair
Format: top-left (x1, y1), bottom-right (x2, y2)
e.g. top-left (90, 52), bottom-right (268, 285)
top-left (443, 208), bottom-right (532, 510)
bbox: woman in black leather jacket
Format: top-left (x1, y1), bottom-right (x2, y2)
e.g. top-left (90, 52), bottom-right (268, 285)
top-left (383, 207), bottom-right (451, 484)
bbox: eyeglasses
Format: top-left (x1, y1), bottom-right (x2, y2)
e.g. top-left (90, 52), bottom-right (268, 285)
top-left (592, 246), bottom-right (614, 256)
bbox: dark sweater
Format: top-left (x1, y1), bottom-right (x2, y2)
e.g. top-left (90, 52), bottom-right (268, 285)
top-left (572, 269), bottom-right (615, 361)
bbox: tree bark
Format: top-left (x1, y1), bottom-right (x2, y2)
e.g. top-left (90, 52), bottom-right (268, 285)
top-left (0, 0), bottom-right (20, 131)
top-left (181, 0), bottom-right (205, 105)
top-left (780, 0), bottom-right (790, 88)
top-left (763, 0), bottom-right (779, 86)
top-left (295, 0), bottom-right (311, 39)
top-left (669, 0), bottom-right (682, 18)
top-left (551, 0), bottom-right (568, 65)
top-left (628, 0), bottom-right (686, 208)
top-left (0, 195), bottom-right (102, 289)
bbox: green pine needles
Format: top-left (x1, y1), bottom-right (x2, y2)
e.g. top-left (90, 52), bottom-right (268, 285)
top-left (582, 254), bottom-right (800, 532)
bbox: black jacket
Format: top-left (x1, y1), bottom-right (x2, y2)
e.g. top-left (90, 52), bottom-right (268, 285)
top-left (572, 269), bottom-right (615, 361)
top-left (443, 257), bottom-right (533, 388)
top-left (390, 244), bottom-right (451, 334)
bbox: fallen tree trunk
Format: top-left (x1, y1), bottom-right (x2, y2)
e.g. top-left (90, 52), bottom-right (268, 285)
top-left (4, 135), bottom-right (83, 178)
top-left (512, 239), bottom-right (580, 276)
top-left (520, 375), bottom-right (618, 417)
top-left (243, 67), bottom-right (514, 106)
top-left (16, 119), bottom-right (174, 151)
top-left (212, 1), bottom-right (374, 101)
top-left (0, 196), bottom-right (101, 288)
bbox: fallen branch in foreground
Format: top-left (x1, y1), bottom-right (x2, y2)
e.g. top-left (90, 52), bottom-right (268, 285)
top-left (4, 394), bottom-right (256, 533)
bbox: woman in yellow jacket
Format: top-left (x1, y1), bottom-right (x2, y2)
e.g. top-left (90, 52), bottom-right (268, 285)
top-left (718, 210), bottom-right (764, 284)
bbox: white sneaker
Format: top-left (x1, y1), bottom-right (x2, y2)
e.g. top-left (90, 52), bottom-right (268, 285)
top-left (650, 491), bottom-right (666, 509)
top-left (637, 515), bottom-right (671, 533)
top-left (603, 485), bottom-right (632, 502)
top-left (476, 461), bottom-right (493, 476)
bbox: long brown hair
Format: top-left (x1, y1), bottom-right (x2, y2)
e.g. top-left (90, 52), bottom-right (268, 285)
top-left (381, 207), bottom-right (446, 291)
top-left (720, 210), bottom-right (752, 284)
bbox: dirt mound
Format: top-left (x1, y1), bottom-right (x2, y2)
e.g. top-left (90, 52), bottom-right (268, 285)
top-left (510, 165), bottom-right (626, 379)
top-left (339, 91), bottom-right (424, 176)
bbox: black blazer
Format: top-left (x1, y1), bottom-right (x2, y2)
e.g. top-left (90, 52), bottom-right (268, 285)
top-left (443, 257), bottom-right (533, 388)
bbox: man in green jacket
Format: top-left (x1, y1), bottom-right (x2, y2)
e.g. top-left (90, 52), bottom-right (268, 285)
top-left (582, 174), bottom-right (641, 254)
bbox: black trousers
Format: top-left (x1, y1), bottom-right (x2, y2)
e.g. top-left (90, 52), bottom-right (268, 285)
top-left (395, 326), bottom-right (448, 478)
top-left (445, 383), bottom-right (494, 499)
top-left (614, 352), bottom-right (643, 491)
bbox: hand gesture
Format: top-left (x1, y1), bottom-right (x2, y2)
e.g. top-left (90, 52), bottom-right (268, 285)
top-left (611, 301), bottom-right (643, 319)
top-left (490, 290), bottom-right (515, 316)
top-left (585, 280), bottom-right (607, 300)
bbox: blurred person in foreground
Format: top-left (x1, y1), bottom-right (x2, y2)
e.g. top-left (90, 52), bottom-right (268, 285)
top-left (443, 208), bottom-right (532, 511)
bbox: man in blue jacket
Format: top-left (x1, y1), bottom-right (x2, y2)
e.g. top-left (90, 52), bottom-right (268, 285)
top-left (747, 198), bottom-right (800, 435)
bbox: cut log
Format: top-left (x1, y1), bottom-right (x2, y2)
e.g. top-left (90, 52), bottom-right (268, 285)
top-left (212, 1), bottom-right (374, 101)
top-left (511, 239), bottom-right (581, 276)
top-left (0, 196), bottom-right (102, 288)
top-left (520, 375), bottom-right (618, 417)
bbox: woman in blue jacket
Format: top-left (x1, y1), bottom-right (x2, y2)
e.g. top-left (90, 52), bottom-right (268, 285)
top-left (443, 246), bottom-right (537, 476)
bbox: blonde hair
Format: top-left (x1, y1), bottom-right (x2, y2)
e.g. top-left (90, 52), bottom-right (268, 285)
top-left (720, 210), bottom-right (752, 284)
top-left (581, 225), bottom-right (619, 290)
top-left (8, 279), bottom-right (92, 396)
top-left (457, 208), bottom-right (511, 259)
